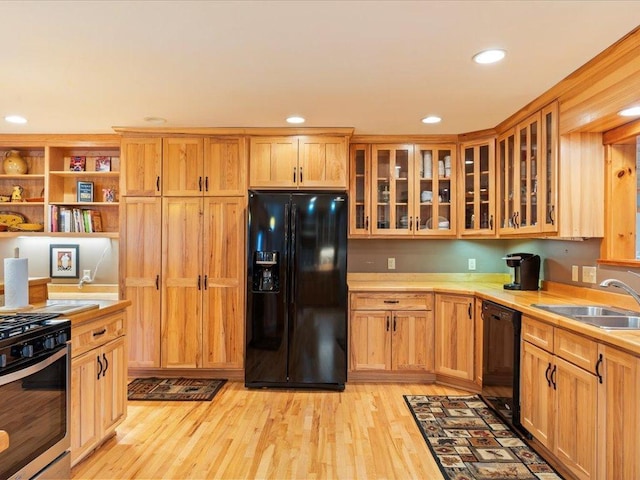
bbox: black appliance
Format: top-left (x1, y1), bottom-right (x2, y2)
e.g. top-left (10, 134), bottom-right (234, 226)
top-left (0, 313), bottom-right (71, 480)
top-left (503, 253), bottom-right (540, 290)
top-left (245, 191), bottom-right (348, 390)
top-left (481, 300), bottom-right (528, 435)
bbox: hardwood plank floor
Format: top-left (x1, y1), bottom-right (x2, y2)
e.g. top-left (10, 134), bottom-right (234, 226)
top-left (71, 381), bottom-right (470, 479)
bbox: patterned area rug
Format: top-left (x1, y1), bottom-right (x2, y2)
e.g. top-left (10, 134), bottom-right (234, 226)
top-left (404, 394), bottom-right (563, 480)
top-left (128, 377), bottom-right (226, 401)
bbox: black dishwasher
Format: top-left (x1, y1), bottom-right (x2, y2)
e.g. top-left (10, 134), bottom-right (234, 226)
top-left (481, 300), bottom-right (527, 435)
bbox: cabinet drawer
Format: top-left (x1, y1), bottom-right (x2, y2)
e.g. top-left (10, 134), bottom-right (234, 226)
top-left (554, 328), bottom-right (598, 371)
top-left (521, 316), bottom-right (554, 351)
top-left (71, 312), bottom-right (125, 358)
top-left (350, 293), bottom-right (433, 311)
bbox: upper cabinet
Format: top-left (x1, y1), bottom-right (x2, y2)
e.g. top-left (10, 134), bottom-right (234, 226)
top-left (121, 137), bottom-right (162, 196)
top-left (349, 144), bottom-right (372, 236)
top-left (350, 142), bottom-right (457, 237)
top-left (459, 138), bottom-right (496, 236)
top-left (204, 137), bottom-right (247, 196)
top-left (497, 103), bottom-right (560, 236)
top-left (162, 138), bottom-right (205, 196)
top-left (249, 135), bottom-right (348, 190)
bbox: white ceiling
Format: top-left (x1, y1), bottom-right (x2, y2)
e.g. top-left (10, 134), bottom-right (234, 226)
top-left (2, 1), bottom-right (639, 135)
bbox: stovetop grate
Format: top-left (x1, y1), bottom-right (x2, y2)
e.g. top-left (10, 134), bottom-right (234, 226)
top-left (0, 313), bottom-right (62, 340)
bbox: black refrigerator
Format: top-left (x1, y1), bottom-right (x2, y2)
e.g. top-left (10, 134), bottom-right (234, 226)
top-left (245, 190), bottom-right (348, 390)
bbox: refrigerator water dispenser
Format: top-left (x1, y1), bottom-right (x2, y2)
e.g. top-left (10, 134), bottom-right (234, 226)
top-left (253, 251), bottom-right (280, 292)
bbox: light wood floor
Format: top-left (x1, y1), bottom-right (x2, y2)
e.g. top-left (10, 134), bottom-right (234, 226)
top-left (71, 381), bottom-right (470, 479)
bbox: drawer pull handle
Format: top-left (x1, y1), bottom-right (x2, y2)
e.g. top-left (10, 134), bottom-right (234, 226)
top-left (545, 362), bottom-right (552, 387)
top-left (93, 329), bottom-right (107, 337)
top-left (386, 317), bottom-right (390, 331)
top-left (97, 355), bottom-right (103, 380)
top-left (383, 300), bottom-right (399, 304)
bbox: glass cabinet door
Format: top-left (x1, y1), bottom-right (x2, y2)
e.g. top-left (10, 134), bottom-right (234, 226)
top-left (540, 102), bottom-right (558, 233)
top-left (414, 145), bottom-right (455, 235)
top-left (515, 112), bottom-right (542, 233)
top-left (371, 144), bottom-right (413, 235)
top-left (349, 144), bottom-right (371, 236)
top-left (460, 140), bottom-right (495, 236)
top-left (498, 130), bottom-right (516, 233)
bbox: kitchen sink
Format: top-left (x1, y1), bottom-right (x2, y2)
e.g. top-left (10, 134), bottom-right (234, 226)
top-left (573, 315), bottom-right (640, 330)
top-left (531, 304), bottom-right (640, 329)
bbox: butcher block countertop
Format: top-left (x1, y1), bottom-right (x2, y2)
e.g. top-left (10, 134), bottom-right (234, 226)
top-left (348, 273), bottom-right (640, 356)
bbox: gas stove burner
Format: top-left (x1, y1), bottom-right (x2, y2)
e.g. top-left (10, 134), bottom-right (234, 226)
top-left (0, 313), bottom-right (63, 340)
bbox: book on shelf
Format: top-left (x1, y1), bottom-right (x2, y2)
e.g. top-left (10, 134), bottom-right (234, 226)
top-left (52, 206), bottom-right (103, 233)
top-left (77, 181), bottom-right (94, 202)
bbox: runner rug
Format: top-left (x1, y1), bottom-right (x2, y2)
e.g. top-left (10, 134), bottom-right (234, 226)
top-left (404, 394), bottom-right (563, 480)
top-left (128, 377), bottom-right (226, 401)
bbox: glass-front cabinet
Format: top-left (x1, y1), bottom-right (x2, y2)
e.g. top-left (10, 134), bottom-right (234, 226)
top-left (540, 102), bottom-right (558, 233)
top-left (460, 139), bottom-right (495, 236)
top-left (498, 112), bottom-right (542, 235)
top-left (349, 144), bottom-right (371, 236)
top-left (413, 144), bottom-right (456, 236)
top-left (371, 144), bottom-right (414, 235)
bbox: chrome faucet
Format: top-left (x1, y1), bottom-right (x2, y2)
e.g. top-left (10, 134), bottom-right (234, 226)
top-left (599, 271), bottom-right (640, 308)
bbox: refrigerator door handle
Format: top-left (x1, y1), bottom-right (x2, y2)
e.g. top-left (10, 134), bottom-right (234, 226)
top-left (289, 202), bottom-right (298, 304)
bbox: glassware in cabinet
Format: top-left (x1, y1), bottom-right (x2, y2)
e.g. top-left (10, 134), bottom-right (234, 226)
top-left (415, 145), bottom-right (455, 235)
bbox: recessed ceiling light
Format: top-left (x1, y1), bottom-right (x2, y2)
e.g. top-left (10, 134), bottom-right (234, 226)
top-left (421, 116), bottom-right (442, 124)
top-left (619, 106), bottom-right (640, 117)
top-left (5, 115), bottom-right (27, 124)
top-left (473, 49), bottom-right (506, 64)
top-left (144, 116), bottom-right (167, 124)
top-left (286, 116), bottom-right (305, 124)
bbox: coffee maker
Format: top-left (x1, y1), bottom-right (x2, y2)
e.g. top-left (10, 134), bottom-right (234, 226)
top-left (503, 253), bottom-right (540, 290)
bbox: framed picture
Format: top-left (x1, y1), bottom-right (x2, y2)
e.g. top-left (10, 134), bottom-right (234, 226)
top-left (69, 156), bottom-right (86, 171)
top-left (95, 156), bottom-right (111, 172)
top-left (50, 244), bottom-right (79, 278)
top-left (77, 181), bottom-right (94, 202)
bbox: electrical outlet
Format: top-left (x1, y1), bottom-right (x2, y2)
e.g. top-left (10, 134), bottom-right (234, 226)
top-left (83, 269), bottom-right (91, 279)
top-left (572, 265), bottom-right (579, 282)
top-left (387, 257), bottom-right (396, 270)
top-left (582, 266), bottom-right (597, 284)
top-left (468, 258), bottom-right (476, 270)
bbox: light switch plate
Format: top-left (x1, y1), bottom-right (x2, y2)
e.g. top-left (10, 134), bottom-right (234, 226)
top-left (572, 265), bottom-right (579, 282)
top-left (387, 257), bottom-right (396, 270)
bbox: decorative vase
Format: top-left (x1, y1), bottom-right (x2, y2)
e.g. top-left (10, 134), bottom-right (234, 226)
top-left (3, 150), bottom-right (28, 175)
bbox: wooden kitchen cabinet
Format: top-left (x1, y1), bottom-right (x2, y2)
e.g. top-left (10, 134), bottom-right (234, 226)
top-left (349, 144), bottom-right (372, 236)
top-left (597, 344), bottom-right (640, 480)
top-left (520, 316), bottom-right (599, 480)
top-left (120, 137), bottom-right (162, 196)
top-left (162, 137), bottom-right (205, 196)
top-left (249, 135), bottom-right (348, 189)
top-left (205, 137), bottom-right (247, 196)
top-left (434, 294), bottom-right (474, 383)
top-left (121, 196), bottom-right (162, 368)
top-left (161, 196), bottom-right (245, 369)
top-left (459, 138), bottom-right (496, 236)
top-left (349, 292), bottom-right (434, 374)
top-left (369, 143), bottom-right (456, 237)
top-left (70, 310), bottom-right (127, 466)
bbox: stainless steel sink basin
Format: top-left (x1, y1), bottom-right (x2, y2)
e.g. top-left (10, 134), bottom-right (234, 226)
top-left (573, 315), bottom-right (640, 330)
top-left (531, 304), bottom-right (640, 329)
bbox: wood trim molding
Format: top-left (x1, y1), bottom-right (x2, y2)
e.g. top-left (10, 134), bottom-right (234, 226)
top-left (603, 118), bottom-right (640, 145)
top-left (113, 126), bottom-right (355, 137)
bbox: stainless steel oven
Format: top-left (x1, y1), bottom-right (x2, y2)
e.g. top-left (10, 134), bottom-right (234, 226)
top-left (0, 314), bottom-right (71, 480)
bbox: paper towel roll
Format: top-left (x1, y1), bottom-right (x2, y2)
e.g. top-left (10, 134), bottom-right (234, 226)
top-left (4, 257), bottom-right (28, 308)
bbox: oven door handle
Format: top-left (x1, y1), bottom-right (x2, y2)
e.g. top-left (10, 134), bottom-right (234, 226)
top-left (0, 346), bottom-right (68, 386)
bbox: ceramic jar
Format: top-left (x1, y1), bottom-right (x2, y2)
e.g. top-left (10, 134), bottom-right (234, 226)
top-left (3, 150), bottom-right (28, 174)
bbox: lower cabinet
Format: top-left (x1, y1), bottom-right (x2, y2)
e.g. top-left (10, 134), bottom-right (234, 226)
top-left (434, 293), bottom-right (475, 382)
top-left (70, 311), bottom-right (127, 466)
top-left (349, 292), bottom-right (434, 373)
top-left (521, 316), bottom-right (640, 480)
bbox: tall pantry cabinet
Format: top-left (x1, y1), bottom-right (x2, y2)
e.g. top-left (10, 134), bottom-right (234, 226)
top-left (120, 135), bottom-right (247, 372)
